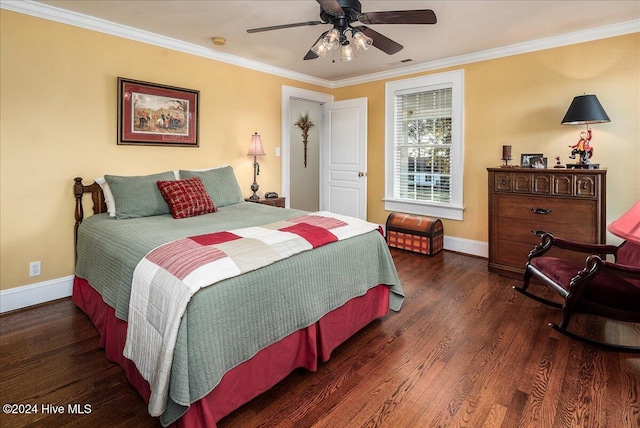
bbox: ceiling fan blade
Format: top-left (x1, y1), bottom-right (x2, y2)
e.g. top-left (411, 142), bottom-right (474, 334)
top-left (358, 10), bottom-right (437, 25)
top-left (303, 50), bottom-right (319, 61)
top-left (357, 26), bottom-right (403, 55)
top-left (304, 31), bottom-right (329, 60)
top-left (247, 21), bottom-right (323, 33)
top-left (316, 0), bottom-right (344, 17)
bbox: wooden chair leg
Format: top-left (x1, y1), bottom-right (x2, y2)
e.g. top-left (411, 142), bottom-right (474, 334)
top-left (521, 266), bottom-right (533, 291)
top-left (513, 267), bottom-right (563, 309)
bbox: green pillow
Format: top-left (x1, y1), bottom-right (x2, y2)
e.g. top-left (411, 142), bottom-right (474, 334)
top-left (179, 166), bottom-right (244, 207)
top-left (104, 171), bottom-right (175, 219)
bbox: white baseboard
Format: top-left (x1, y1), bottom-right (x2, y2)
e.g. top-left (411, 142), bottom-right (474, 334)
top-left (444, 235), bottom-right (488, 258)
top-left (0, 275), bottom-right (74, 313)
top-left (0, 236), bottom-right (487, 313)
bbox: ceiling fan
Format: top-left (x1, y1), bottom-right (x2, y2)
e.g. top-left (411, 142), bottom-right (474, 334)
top-left (247, 0), bottom-right (437, 61)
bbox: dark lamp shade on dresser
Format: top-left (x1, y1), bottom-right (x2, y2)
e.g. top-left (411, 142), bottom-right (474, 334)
top-left (561, 94), bottom-right (610, 125)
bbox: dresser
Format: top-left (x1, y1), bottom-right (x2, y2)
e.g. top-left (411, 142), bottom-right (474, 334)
top-left (487, 168), bottom-right (606, 278)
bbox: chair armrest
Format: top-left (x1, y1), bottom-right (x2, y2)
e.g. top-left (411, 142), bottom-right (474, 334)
top-left (563, 255), bottom-right (640, 306)
top-left (600, 260), bottom-right (640, 281)
top-left (527, 233), bottom-right (555, 260)
top-left (527, 233), bottom-right (619, 262)
top-left (552, 237), bottom-right (619, 255)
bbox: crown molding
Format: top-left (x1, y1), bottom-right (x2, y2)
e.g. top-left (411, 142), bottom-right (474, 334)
top-left (0, 0), bottom-right (334, 88)
top-left (2, 1), bottom-right (638, 89)
top-left (333, 19), bottom-right (640, 88)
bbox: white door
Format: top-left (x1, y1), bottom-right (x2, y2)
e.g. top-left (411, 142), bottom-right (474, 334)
top-left (321, 98), bottom-right (367, 219)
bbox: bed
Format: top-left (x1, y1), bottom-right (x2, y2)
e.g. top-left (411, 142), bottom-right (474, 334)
top-left (72, 167), bottom-right (403, 427)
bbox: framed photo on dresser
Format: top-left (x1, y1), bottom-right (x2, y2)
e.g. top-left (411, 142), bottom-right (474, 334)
top-left (520, 153), bottom-right (543, 168)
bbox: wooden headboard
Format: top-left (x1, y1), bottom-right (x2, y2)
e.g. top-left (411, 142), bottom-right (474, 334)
top-left (73, 177), bottom-right (107, 260)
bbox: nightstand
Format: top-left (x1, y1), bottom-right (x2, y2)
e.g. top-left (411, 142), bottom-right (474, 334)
top-left (244, 197), bottom-right (286, 208)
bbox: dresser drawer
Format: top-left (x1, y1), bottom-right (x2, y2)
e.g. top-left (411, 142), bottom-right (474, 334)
top-left (493, 172), bottom-right (599, 198)
top-left (260, 198), bottom-right (285, 207)
top-left (495, 239), bottom-right (591, 271)
top-left (497, 216), bottom-right (595, 245)
top-left (496, 194), bottom-right (595, 226)
top-left (574, 174), bottom-right (599, 198)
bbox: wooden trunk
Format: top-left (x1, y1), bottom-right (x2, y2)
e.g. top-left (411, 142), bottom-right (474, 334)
top-left (386, 213), bottom-right (444, 256)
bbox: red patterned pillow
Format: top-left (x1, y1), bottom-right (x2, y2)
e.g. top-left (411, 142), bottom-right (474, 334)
top-left (157, 177), bottom-right (217, 219)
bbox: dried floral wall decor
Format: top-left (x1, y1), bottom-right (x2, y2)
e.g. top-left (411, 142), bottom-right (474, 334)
top-left (294, 112), bottom-right (314, 168)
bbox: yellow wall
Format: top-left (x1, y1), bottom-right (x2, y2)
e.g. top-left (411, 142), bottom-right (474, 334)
top-left (1, 10), bottom-right (638, 293)
top-left (0, 10), bottom-right (329, 291)
top-left (335, 33), bottom-right (640, 242)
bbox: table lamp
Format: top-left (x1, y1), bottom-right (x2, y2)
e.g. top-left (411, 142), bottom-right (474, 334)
top-left (561, 94), bottom-right (610, 168)
top-left (247, 132), bottom-right (265, 200)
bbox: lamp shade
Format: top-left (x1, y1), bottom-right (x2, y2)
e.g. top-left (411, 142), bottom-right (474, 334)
top-left (561, 94), bottom-right (610, 125)
top-left (608, 201), bottom-right (640, 245)
top-left (247, 132), bottom-right (265, 156)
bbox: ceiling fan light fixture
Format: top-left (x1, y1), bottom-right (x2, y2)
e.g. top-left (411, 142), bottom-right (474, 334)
top-left (311, 38), bottom-right (329, 57)
top-left (341, 42), bottom-right (355, 61)
top-left (352, 30), bottom-right (373, 53)
top-left (322, 28), bottom-right (341, 51)
top-left (246, 3), bottom-right (436, 63)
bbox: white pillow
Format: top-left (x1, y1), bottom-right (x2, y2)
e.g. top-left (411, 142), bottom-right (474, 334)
top-left (95, 177), bottom-right (116, 217)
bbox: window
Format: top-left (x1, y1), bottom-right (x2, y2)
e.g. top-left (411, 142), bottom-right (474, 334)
top-left (384, 70), bottom-right (464, 220)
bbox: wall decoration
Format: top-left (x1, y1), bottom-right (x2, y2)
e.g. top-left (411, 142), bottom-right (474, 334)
top-left (293, 112), bottom-right (314, 168)
top-left (520, 153), bottom-right (544, 168)
top-left (117, 77), bottom-right (199, 147)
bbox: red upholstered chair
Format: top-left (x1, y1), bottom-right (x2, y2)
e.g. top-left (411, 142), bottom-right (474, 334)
top-left (514, 201), bottom-right (640, 352)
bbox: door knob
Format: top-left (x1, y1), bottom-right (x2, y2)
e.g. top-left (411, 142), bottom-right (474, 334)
top-left (358, 172), bottom-right (366, 177)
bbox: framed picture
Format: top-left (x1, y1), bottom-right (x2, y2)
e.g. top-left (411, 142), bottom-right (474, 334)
top-left (532, 156), bottom-right (548, 169)
top-left (117, 77), bottom-right (199, 147)
top-left (520, 153), bottom-right (544, 168)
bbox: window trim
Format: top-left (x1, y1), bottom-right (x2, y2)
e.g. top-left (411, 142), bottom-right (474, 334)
top-left (384, 70), bottom-right (465, 221)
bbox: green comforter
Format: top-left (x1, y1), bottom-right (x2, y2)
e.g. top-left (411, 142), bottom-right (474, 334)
top-left (75, 202), bottom-right (403, 426)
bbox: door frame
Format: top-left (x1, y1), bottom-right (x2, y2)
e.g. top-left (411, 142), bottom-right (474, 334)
top-left (281, 86), bottom-right (333, 209)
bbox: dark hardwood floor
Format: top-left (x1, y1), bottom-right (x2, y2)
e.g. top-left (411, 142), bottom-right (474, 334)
top-left (1, 249), bottom-right (639, 427)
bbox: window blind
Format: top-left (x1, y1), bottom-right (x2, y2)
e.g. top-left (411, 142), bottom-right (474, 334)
top-left (393, 87), bottom-right (453, 204)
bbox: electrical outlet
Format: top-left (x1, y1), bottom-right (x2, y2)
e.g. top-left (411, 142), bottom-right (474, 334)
top-left (29, 261), bottom-right (41, 277)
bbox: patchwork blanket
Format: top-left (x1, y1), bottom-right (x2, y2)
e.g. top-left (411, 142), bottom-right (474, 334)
top-left (123, 211), bottom-right (380, 416)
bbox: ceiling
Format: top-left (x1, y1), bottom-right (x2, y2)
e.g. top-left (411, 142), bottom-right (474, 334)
top-left (28, 1), bottom-right (640, 83)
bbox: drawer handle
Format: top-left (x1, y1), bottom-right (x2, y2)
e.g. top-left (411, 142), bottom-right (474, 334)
top-left (531, 230), bottom-right (547, 237)
top-left (532, 208), bottom-right (552, 215)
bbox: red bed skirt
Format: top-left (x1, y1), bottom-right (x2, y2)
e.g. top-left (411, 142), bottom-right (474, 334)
top-left (72, 276), bottom-right (389, 427)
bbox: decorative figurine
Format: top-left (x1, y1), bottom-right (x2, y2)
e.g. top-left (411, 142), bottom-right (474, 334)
top-left (568, 128), bottom-right (593, 165)
top-left (294, 112), bottom-right (314, 168)
top-left (553, 156), bottom-right (566, 168)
